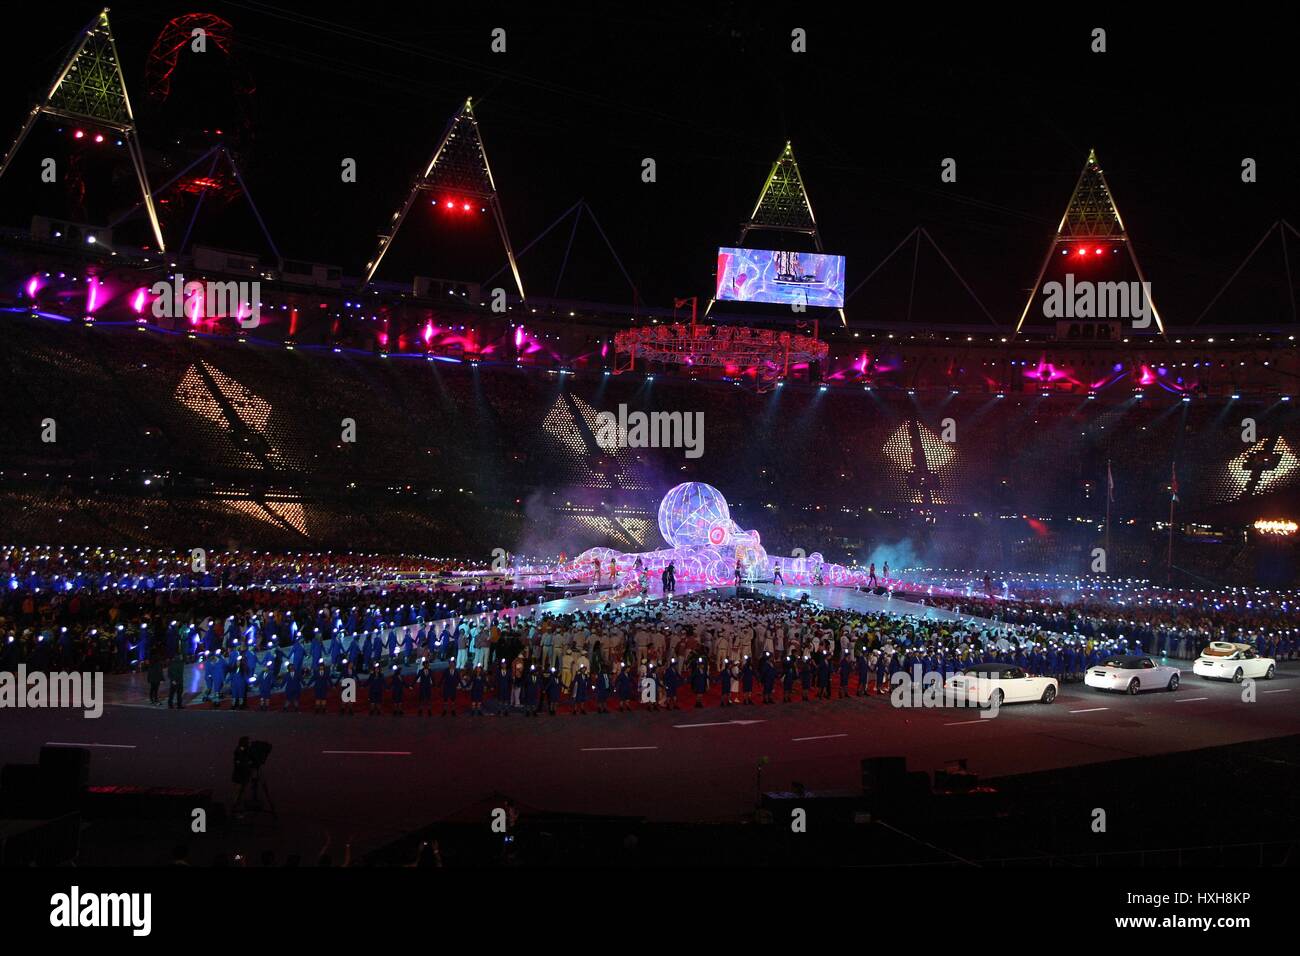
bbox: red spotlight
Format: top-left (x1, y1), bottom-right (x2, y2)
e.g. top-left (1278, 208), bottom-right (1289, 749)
top-left (1076, 247), bottom-right (1087, 256)
top-left (73, 130), bottom-right (85, 139)
top-left (94, 133), bottom-right (104, 143)
top-left (1094, 247), bottom-right (1103, 255)
top-left (461, 202), bottom-right (471, 212)
top-left (444, 200), bottom-right (454, 209)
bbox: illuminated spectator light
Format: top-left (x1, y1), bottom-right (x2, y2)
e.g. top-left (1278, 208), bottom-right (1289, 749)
top-left (1254, 519), bottom-right (1298, 536)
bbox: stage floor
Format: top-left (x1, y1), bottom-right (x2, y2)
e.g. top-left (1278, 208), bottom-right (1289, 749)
top-left (500, 580), bottom-right (976, 626)
top-left (746, 583), bottom-right (975, 623)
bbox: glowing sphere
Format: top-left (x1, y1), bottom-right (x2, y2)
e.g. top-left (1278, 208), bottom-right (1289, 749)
top-left (657, 482), bottom-right (731, 548)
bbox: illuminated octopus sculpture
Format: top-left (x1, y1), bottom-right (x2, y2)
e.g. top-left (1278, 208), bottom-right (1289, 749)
top-left (563, 482), bottom-right (870, 591)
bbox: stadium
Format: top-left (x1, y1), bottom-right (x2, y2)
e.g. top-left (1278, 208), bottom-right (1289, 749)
top-left (0, 3), bottom-right (1297, 908)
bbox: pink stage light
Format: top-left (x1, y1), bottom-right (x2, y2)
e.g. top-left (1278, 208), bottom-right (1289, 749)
top-left (423, 321), bottom-right (436, 345)
top-left (1138, 364), bottom-right (1157, 386)
top-left (1024, 358), bottom-right (1074, 383)
top-left (25, 276), bottom-right (40, 298)
top-left (131, 288), bottom-right (147, 313)
top-left (185, 285), bottom-right (204, 325)
top-left (514, 326), bottom-right (524, 348)
top-left (86, 283), bottom-right (99, 313)
top-left (73, 130), bottom-right (84, 139)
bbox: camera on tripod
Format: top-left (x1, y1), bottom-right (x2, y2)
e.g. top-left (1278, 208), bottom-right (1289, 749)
top-left (247, 739), bottom-right (272, 768)
top-left (232, 737), bottom-right (276, 819)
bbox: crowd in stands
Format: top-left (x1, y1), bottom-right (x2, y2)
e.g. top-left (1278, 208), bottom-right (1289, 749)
top-left (3, 313), bottom-right (1295, 525)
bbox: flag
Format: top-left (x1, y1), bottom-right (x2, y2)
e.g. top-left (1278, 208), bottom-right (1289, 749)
top-left (1170, 463), bottom-right (1179, 503)
top-left (1107, 460), bottom-right (1115, 502)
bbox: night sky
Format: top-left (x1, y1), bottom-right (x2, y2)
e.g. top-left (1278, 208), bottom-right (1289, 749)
top-left (2, 4), bottom-right (1296, 326)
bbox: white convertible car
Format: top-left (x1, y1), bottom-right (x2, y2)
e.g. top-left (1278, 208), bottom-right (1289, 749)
top-left (1084, 654), bottom-right (1181, 694)
top-left (943, 663), bottom-right (1058, 706)
top-left (1192, 642), bottom-right (1276, 683)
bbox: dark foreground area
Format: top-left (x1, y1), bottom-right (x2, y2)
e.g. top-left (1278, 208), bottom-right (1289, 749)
top-left (5, 726), bottom-right (1296, 868)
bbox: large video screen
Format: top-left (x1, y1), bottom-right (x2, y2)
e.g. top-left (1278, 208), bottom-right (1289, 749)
top-left (716, 247), bottom-right (846, 308)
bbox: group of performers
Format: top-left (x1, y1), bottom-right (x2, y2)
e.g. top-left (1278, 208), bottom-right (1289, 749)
top-left (585, 556), bottom-right (673, 600)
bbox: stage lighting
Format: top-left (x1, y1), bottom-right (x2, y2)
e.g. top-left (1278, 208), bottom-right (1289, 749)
top-left (73, 130), bottom-right (84, 139)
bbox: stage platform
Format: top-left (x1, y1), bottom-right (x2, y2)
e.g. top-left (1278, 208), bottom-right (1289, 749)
top-left (746, 583), bottom-right (977, 624)
top-left (494, 580), bottom-right (979, 626)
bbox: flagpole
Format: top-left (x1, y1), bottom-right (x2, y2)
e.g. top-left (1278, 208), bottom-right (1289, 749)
top-left (1104, 459), bottom-right (1112, 570)
top-left (1167, 495), bottom-right (1174, 584)
top-left (1167, 463), bottom-right (1175, 584)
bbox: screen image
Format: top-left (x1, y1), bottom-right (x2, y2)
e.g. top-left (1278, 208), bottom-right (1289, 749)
top-left (716, 247), bottom-right (846, 308)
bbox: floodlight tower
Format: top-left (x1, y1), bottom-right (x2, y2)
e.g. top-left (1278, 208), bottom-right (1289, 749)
top-left (362, 97), bottom-right (525, 299)
top-left (1013, 149), bottom-right (1166, 338)
top-left (0, 8), bottom-right (166, 252)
